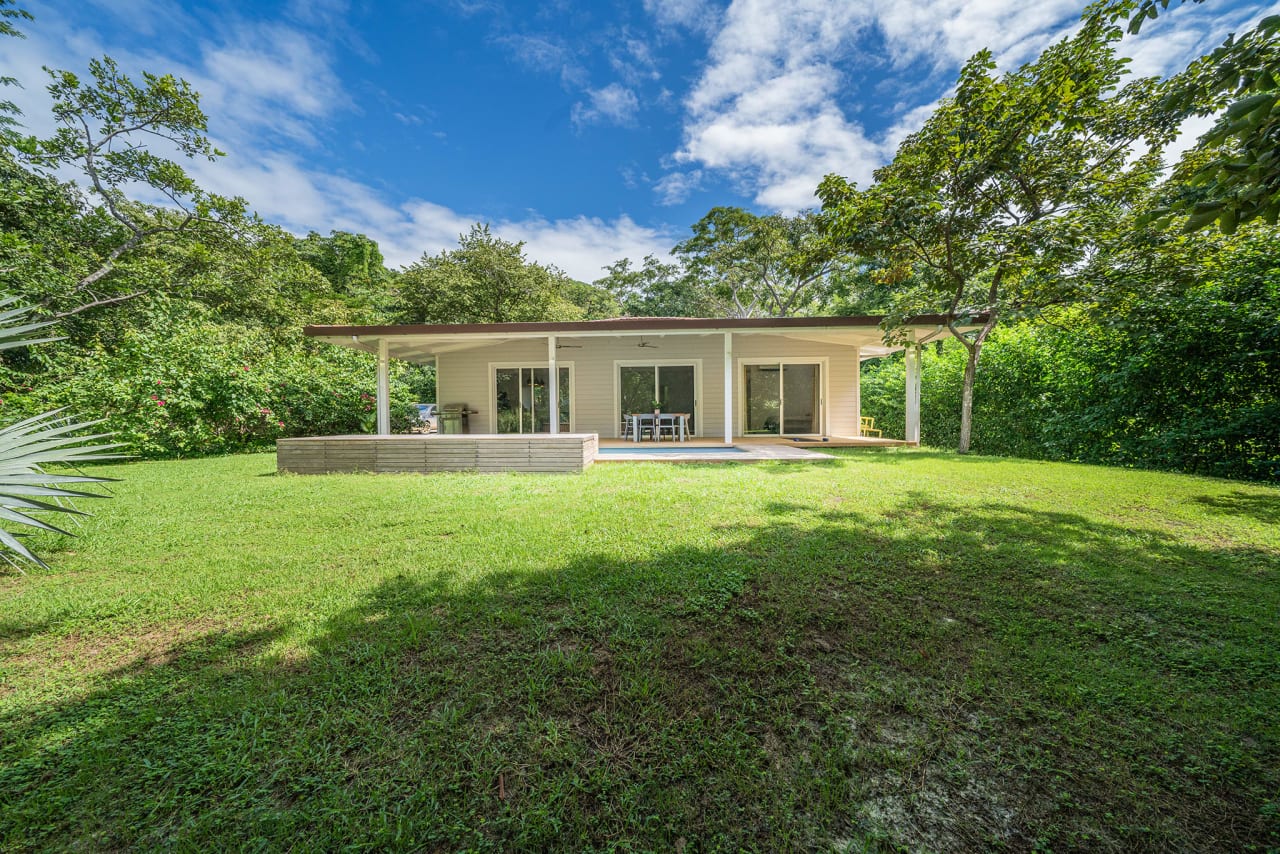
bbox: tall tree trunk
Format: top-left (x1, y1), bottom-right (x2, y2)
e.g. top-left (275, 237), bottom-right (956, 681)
top-left (953, 313), bottom-right (999, 454)
top-left (958, 340), bottom-right (982, 454)
top-left (951, 268), bottom-right (1002, 454)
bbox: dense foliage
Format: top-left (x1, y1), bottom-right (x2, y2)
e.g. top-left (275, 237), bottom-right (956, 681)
top-left (395, 224), bottom-right (616, 324)
top-left (0, 138), bottom-right (427, 457)
top-left (12, 312), bottom-right (426, 458)
top-left (0, 7), bottom-right (437, 461)
top-left (861, 224), bottom-right (1280, 480)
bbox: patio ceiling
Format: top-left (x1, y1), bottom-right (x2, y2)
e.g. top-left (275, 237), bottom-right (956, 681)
top-left (305, 316), bottom-right (962, 364)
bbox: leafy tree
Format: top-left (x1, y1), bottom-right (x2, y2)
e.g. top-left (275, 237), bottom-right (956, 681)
top-left (818, 16), bottom-right (1176, 452)
top-left (294, 230), bottom-right (395, 320)
top-left (144, 221), bottom-right (352, 330)
top-left (0, 152), bottom-right (102, 316)
top-left (394, 224), bottom-right (587, 324)
top-left (295, 230), bottom-right (388, 294)
top-left (0, 0), bottom-right (32, 137)
top-left (558, 277), bottom-right (621, 320)
top-left (11, 55), bottom-right (245, 319)
top-left (1104, 1), bottom-right (1280, 232)
top-left (824, 260), bottom-right (900, 316)
top-left (594, 254), bottom-right (724, 317)
top-left (673, 207), bottom-right (838, 318)
top-left (19, 313), bottom-right (413, 458)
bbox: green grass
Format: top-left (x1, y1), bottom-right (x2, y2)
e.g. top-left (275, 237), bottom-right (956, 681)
top-left (1, 450), bottom-right (1277, 851)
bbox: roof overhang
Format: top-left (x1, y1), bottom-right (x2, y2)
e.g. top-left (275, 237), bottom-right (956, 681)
top-left (304, 315), bottom-right (973, 364)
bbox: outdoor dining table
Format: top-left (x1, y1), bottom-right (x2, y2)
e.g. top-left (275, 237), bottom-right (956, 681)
top-left (626, 412), bottom-right (690, 442)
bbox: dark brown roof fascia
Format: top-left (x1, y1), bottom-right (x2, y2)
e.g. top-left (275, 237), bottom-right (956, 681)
top-left (303, 315), bottom-right (968, 338)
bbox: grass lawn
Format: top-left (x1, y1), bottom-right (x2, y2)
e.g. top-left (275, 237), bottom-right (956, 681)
top-left (0, 450), bottom-right (1277, 851)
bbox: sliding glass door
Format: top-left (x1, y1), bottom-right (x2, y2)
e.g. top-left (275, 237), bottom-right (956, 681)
top-left (743, 362), bottom-right (821, 435)
top-left (782, 363), bottom-right (820, 433)
top-left (618, 363), bottom-right (697, 434)
top-left (494, 366), bottom-right (571, 433)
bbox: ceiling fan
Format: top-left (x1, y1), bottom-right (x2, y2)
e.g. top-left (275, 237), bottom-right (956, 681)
top-left (636, 336), bottom-right (659, 349)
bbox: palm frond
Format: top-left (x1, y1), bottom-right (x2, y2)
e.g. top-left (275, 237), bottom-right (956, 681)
top-left (0, 298), bottom-right (62, 351)
top-left (0, 299), bottom-right (123, 571)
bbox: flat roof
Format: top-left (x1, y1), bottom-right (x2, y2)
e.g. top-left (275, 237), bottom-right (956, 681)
top-left (304, 314), bottom-right (963, 338)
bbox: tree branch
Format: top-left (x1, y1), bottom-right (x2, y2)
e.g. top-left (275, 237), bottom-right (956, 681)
top-left (49, 290), bottom-right (147, 319)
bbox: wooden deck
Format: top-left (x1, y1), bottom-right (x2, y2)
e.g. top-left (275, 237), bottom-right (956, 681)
top-left (276, 433), bottom-right (908, 474)
top-left (277, 433), bottom-right (598, 474)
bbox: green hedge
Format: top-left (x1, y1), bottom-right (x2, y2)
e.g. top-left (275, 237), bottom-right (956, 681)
top-left (9, 318), bottom-right (432, 458)
top-left (861, 302), bottom-right (1279, 482)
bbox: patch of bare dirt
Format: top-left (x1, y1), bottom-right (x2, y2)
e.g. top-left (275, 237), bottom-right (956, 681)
top-left (2, 615), bottom-right (259, 681)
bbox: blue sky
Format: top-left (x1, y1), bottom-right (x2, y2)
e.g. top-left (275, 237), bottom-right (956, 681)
top-left (3, 0), bottom-right (1274, 279)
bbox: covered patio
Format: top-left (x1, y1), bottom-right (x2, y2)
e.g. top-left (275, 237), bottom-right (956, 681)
top-left (279, 316), bottom-right (947, 473)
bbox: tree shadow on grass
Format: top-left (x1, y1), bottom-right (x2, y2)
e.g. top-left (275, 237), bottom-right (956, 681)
top-left (1, 498), bottom-right (1277, 852)
top-left (1192, 490), bottom-right (1280, 525)
top-left (0, 615), bottom-right (59, 644)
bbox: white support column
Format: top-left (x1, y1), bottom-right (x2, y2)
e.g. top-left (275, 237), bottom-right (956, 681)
top-left (723, 332), bottom-right (733, 444)
top-left (853, 347), bottom-right (862, 437)
top-left (547, 335), bottom-right (558, 435)
top-left (376, 337), bottom-right (391, 436)
top-left (904, 344), bottom-right (921, 445)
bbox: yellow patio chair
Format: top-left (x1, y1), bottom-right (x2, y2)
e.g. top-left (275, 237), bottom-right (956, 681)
top-left (860, 416), bottom-right (882, 438)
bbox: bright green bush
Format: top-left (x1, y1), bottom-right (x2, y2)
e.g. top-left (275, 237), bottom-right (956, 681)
top-left (13, 315), bottom-right (429, 458)
top-left (861, 264), bottom-right (1280, 481)
top-left (862, 327), bottom-right (1071, 457)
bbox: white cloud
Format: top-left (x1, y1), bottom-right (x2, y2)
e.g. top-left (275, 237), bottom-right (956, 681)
top-left (1117, 0), bottom-right (1280, 79)
top-left (17, 9), bottom-right (358, 147)
top-left (185, 24), bottom-right (351, 147)
top-left (494, 33), bottom-right (588, 89)
top-left (643, 0), bottom-right (721, 34)
top-left (79, 0), bottom-right (196, 38)
top-left (286, 0), bottom-right (352, 25)
top-left (868, 0), bottom-right (1085, 70)
top-left (609, 37), bottom-right (662, 87)
top-left (653, 170), bottom-right (703, 205)
top-left (259, 171), bottom-right (675, 280)
top-left (184, 135), bottom-right (678, 281)
top-left (672, 0), bottom-right (881, 209)
top-left (571, 82), bottom-right (640, 128)
top-left (193, 151), bottom-right (676, 279)
top-left (504, 215), bottom-right (677, 281)
top-left (665, 0), bottom-right (1278, 211)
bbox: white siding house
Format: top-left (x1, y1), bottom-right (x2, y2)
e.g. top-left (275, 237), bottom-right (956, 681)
top-left (305, 316), bottom-right (953, 445)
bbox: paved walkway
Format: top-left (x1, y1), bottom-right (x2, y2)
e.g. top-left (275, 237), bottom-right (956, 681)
top-left (595, 443), bottom-right (835, 463)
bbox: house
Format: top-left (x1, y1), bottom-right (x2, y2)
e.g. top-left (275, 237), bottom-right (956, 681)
top-left (279, 315), bottom-right (950, 473)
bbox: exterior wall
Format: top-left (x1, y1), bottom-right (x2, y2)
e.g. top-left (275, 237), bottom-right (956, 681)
top-left (436, 333), bottom-right (865, 438)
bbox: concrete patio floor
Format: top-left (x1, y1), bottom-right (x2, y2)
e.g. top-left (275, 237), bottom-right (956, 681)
top-left (594, 435), bottom-right (907, 463)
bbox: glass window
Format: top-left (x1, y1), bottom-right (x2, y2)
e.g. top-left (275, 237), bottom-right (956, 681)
top-left (782, 364), bottom-right (819, 433)
top-left (494, 366), bottom-right (571, 433)
top-left (744, 364), bottom-right (781, 434)
top-left (495, 368), bottom-right (522, 434)
top-left (619, 364), bottom-right (697, 435)
top-left (744, 362), bottom-right (820, 435)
